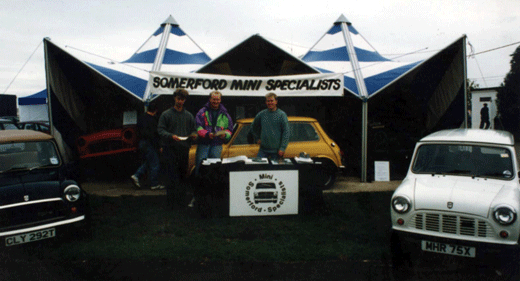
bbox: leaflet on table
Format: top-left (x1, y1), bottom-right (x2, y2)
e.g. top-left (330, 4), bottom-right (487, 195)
top-left (222, 155), bottom-right (248, 164)
top-left (294, 157), bottom-right (314, 164)
top-left (202, 158), bottom-right (222, 165)
top-left (245, 157), bottom-right (269, 165)
top-left (270, 158), bottom-right (293, 165)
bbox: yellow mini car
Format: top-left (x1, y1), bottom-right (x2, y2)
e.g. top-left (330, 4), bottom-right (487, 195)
top-left (189, 117), bottom-right (345, 189)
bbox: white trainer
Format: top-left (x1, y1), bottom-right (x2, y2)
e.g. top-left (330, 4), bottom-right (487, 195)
top-left (130, 175), bottom-right (140, 188)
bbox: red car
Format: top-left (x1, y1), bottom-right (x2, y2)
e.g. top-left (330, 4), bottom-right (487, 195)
top-left (76, 126), bottom-right (138, 159)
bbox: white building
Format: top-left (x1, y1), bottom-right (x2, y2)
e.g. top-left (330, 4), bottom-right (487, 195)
top-left (470, 87), bottom-right (500, 129)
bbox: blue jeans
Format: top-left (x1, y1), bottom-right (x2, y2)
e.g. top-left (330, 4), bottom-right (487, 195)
top-left (194, 144), bottom-right (223, 176)
top-left (134, 140), bottom-right (160, 187)
top-left (257, 149), bottom-right (280, 161)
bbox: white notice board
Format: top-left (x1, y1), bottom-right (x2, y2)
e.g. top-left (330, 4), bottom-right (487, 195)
top-left (123, 111), bottom-right (137, 125)
top-left (229, 170), bottom-right (298, 216)
top-left (374, 161), bottom-right (390, 182)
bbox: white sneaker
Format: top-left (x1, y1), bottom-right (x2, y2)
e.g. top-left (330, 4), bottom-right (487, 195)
top-left (130, 175), bottom-right (140, 188)
top-left (188, 197), bottom-right (196, 208)
top-left (151, 185), bottom-right (165, 190)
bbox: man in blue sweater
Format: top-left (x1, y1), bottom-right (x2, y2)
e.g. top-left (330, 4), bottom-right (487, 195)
top-left (251, 93), bottom-right (290, 161)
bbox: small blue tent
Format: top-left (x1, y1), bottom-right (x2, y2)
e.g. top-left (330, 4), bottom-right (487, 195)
top-left (18, 89), bottom-right (49, 122)
top-left (18, 89), bottom-right (47, 106)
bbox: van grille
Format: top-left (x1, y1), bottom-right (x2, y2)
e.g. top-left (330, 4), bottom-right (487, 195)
top-left (411, 212), bottom-right (493, 238)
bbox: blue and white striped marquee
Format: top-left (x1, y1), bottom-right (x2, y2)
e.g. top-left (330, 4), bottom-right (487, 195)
top-left (302, 15), bottom-right (422, 99)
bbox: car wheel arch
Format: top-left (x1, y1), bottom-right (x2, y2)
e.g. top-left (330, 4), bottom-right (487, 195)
top-left (310, 157), bottom-right (338, 190)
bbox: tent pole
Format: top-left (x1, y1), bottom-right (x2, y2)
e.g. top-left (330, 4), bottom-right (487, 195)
top-left (44, 38), bottom-right (53, 136)
top-left (463, 35), bottom-right (468, 128)
top-left (339, 16), bottom-right (370, 182)
top-left (361, 99), bottom-right (368, 182)
top-left (143, 18), bottom-right (174, 107)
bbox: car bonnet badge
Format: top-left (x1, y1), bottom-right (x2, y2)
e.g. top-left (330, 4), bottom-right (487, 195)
top-left (24, 195), bottom-right (30, 202)
top-left (447, 202), bottom-right (453, 209)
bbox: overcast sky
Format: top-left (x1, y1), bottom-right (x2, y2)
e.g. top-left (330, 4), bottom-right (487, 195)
top-left (1, 0), bottom-right (519, 97)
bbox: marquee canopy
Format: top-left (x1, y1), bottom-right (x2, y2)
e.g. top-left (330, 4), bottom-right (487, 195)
top-left (44, 15), bottom-right (212, 159)
top-left (302, 15), bottom-right (423, 99)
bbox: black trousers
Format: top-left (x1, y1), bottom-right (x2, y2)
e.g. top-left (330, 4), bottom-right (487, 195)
top-left (162, 145), bottom-right (189, 208)
top-left (480, 119), bottom-right (490, 129)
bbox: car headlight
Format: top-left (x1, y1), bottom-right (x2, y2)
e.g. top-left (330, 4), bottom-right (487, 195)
top-left (64, 185), bottom-right (81, 202)
top-left (493, 205), bottom-right (516, 225)
top-left (392, 196), bottom-right (412, 214)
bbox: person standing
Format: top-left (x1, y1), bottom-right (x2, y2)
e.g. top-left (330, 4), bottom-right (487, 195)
top-left (189, 91), bottom-right (233, 208)
top-left (131, 103), bottom-right (163, 190)
top-left (194, 91), bottom-right (233, 175)
top-left (467, 109), bottom-right (472, 128)
top-left (480, 103), bottom-right (490, 129)
top-left (158, 89), bottom-right (197, 209)
top-left (251, 92), bottom-right (290, 161)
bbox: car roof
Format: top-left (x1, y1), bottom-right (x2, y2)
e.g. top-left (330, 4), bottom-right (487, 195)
top-left (0, 130), bottom-right (54, 143)
top-left (419, 129), bottom-right (514, 146)
top-left (237, 116), bottom-right (317, 123)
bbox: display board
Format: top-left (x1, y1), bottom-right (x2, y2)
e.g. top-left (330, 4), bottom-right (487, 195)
top-left (229, 170), bottom-right (299, 216)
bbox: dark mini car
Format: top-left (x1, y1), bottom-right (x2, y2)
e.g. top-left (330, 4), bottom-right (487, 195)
top-left (0, 130), bottom-right (89, 246)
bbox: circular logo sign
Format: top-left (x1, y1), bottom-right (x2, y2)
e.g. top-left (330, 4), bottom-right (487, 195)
top-left (244, 173), bottom-right (287, 214)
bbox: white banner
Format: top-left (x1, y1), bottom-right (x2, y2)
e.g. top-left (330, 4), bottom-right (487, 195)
top-left (229, 170), bottom-right (299, 216)
top-left (149, 71), bottom-right (344, 97)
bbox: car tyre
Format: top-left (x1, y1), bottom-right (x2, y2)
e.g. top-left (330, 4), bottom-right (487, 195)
top-left (313, 158), bottom-right (337, 190)
top-left (390, 232), bottom-right (414, 281)
top-left (498, 255), bottom-right (520, 281)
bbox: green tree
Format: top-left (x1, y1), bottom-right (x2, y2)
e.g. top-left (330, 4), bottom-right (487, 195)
top-left (497, 46), bottom-right (520, 136)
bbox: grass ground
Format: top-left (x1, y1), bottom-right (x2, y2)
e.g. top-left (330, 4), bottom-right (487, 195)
top-left (3, 192), bottom-right (506, 280)
top-left (26, 192), bottom-right (394, 263)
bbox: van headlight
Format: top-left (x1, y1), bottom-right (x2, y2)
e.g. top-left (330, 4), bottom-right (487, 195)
top-left (392, 196), bottom-right (412, 214)
top-left (64, 185), bottom-right (81, 202)
top-left (493, 205), bottom-right (516, 225)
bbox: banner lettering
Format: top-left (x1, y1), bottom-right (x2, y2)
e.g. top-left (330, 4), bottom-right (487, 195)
top-left (149, 71), bottom-right (344, 97)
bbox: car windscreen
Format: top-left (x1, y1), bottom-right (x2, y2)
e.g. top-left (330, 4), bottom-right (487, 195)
top-left (256, 183), bottom-right (276, 189)
top-left (0, 141), bottom-right (60, 172)
top-left (232, 122), bottom-right (319, 145)
top-left (412, 144), bottom-right (514, 179)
